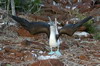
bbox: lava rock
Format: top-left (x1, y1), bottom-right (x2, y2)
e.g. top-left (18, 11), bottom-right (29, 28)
top-left (31, 59), bottom-right (64, 66)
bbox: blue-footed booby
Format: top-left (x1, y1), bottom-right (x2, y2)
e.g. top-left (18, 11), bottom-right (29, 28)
top-left (48, 18), bottom-right (61, 56)
top-left (9, 15), bottom-right (93, 56)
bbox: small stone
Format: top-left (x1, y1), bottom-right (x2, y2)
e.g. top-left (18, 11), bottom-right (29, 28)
top-left (21, 40), bottom-right (31, 47)
top-left (24, 53), bottom-right (33, 61)
top-left (10, 49), bottom-right (17, 53)
top-left (60, 42), bottom-right (69, 50)
top-left (39, 51), bottom-right (44, 54)
top-left (9, 53), bottom-right (15, 58)
top-left (93, 53), bottom-right (100, 57)
top-left (0, 51), bottom-right (4, 60)
top-left (79, 55), bottom-right (89, 61)
top-left (4, 47), bottom-right (12, 52)
top-left (15, 52), bottom-right (24, 57)
top-left (17, 27), bottom-right (33, 37)
top-left (78, 26), bottom-right (87, 31)
top-left (0, 51), bottom-right (3, 55)
top-left (37, 55), bottom-right (58, 60)
top-left (31, 59), bottom-right (64, 66)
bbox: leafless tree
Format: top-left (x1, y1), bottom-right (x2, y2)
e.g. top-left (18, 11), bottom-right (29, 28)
top-left (11, 0), bottom-right (16, 15)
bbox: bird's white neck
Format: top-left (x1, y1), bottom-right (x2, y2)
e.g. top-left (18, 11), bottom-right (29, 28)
top-left (55, 18), bottom-right (59, 35)
top-left (50, 26), bottom-right (56, 40)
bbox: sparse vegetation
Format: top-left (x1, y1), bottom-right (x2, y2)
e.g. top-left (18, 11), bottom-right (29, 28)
top-left (83, 19), bottom-right (95, 33)
top-left (94, 32), bottom-right (100, 40)
top-left (15, 0), bottom-right (42, 13)
top-left (0, 0), bottom-right (42, 13)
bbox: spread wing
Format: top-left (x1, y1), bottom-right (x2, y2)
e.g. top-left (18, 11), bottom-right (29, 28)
top-left (10, 15), bottom-right (50, 37)
top-left (58, 16), bottom-right (93, 38)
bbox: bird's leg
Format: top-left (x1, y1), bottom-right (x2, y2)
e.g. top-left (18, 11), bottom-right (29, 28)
top-left (48, 47), bottom-right (55, 55)
top-left (55, 45), bottom-right (62, 56)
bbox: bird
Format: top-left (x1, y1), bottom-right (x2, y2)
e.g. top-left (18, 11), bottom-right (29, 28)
top-left (9, 15), bottom-right (61, 55)
top-left (9, 15), bottom-right (93, 56)
top-left (48, 18), bottom-right (61, 56)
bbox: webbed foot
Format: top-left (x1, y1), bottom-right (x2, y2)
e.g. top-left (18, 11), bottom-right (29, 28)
top-left (55, 50), bottom-right (62, 56)
top-left (48, 51), bottom-right (55, 55)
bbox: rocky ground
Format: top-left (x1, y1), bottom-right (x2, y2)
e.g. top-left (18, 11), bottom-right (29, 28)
top-left (0, 0), bottom-right (100, 66)
top-left (0, 20), bottom-right (100, 66)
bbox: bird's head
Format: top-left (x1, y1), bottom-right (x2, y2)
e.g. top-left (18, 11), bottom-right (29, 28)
top-left (49, 22), bottom-right (55, 26)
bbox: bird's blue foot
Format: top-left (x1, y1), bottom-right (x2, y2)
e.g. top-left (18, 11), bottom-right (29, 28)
top-left (55, 50), bottom-right (62, 56)
top-left (48, 51), bottom-right (55, 55)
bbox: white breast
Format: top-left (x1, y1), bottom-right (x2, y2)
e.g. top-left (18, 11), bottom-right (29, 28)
top-left (49, 26), bottom-right (57, 47)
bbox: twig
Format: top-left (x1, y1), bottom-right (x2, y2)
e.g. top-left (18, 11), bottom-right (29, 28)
top-left (39, 61), bottom-right (41, 66)
top-left (48, 60), bottom-right (53, 66)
